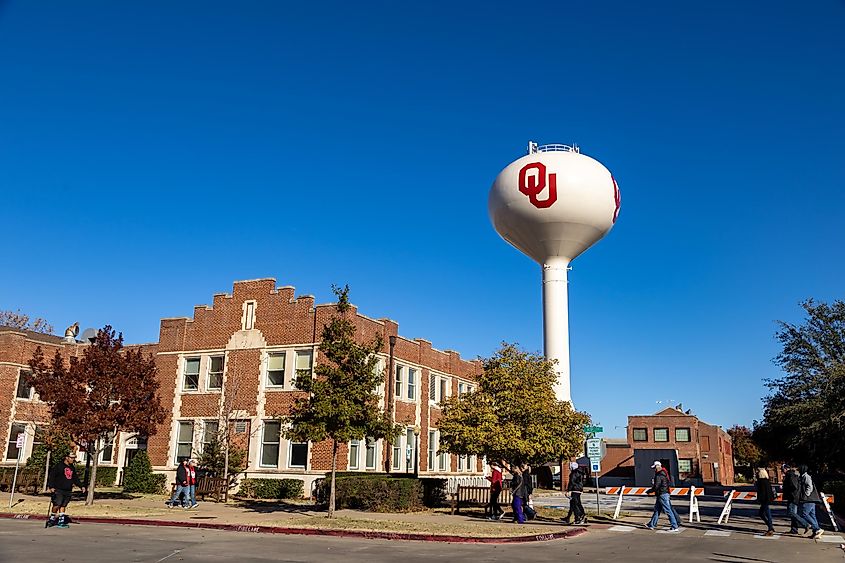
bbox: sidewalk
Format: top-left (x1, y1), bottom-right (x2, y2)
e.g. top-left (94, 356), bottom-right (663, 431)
top-left (0, 491), bottom-right (587, 540)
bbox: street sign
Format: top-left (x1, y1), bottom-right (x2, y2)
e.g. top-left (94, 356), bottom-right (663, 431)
top-left (591, 461), bottom-right (601, 473)
top-left (15, 434), bottom-right (25, 449)
top-left (586, 438), bottom-right (605, 462)
top-left (584, 426), bottom-right (603, 433)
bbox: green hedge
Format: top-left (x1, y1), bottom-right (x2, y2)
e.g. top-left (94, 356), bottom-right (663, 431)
top-left (93, 466), bottom-right (118, 487)
top-left (315, 474), bottom-right (424, 512)
top-left (237, 478), bottom-right (304, 500)
top-left (123, 451), bottom-right (167, 494)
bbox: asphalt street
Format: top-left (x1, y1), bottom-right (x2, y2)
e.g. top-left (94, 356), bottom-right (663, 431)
top-left (1, 518), bottom-right (843, 563)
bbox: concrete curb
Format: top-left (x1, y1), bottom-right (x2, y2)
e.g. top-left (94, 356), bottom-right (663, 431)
top-left (0, 513), bottom-right (588, 543)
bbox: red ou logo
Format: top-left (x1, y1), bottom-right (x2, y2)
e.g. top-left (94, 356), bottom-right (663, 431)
top-left (612, 176), bottom-right (621, 224)
top-left (518, 162), bottom-right (557, 209)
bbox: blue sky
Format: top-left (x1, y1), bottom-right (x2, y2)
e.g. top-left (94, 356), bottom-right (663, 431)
top-left (1, 1), bottom-right (843, 438)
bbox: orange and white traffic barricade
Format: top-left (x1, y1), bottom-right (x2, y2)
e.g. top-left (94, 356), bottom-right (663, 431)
top-left (606, 486), bottom-right (703, 522)
top-left (718, 490), bottom-right (836, 529)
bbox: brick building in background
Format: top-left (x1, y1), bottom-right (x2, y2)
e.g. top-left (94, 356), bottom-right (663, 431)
top-left (1, 278), bottom-right (484, 493)
top-left (588, 406), bottom-right (734, 486)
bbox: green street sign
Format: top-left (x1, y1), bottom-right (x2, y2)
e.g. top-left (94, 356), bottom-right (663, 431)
top-left (583, 426), bottom-right (603, 433)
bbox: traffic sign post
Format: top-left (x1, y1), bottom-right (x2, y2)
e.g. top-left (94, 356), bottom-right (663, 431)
top-left (583, 426), bottom-right (603, 434)
top-left (585, 439), bottom-right (606, 517)
top-left (8, 433), bottom-right (25, 508)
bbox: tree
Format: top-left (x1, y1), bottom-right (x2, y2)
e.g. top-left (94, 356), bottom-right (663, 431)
top-left (0, 309), bottom-right (53, 334)
top-left (438, 343), bottom-right (590, 469)
top-left (27, 326), bottom-right (167, 504)
top-left (726, 425), bottom-right (763, 468)
top-left (757, 299), bottom-right (845, 472)
top-left (281, 285), bottom-right (399, 518)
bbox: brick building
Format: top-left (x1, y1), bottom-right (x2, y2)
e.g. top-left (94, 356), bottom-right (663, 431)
top-left (1, 278), bottom-right (484, 492)
top-left (590, 406), bottom-right (734, 486)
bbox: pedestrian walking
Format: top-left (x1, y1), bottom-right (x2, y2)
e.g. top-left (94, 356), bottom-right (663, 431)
top-left (187, 459), bottom-right (199, 509)
top-left (486, 462), bottom-right (504, 520)
top-left (646, 461), bottom-right (680, 532)
top-left (798, 465), bottom-right (824, 539)
top-left (167, 459), bottom-right (190, 509)
top-left (659, 464), bottom-right (682, 525)
top-left (562, 462), bottom-right (586, 525)
top-left (509, 465), bottom-right (527, 524)
top-left (46, 452), bottom-right (86, 528)
top-left (522, 465), bottom-right (536, 521)
top-left (754, 468), bottom-right (776, 536)
top-left (782, 463), bottom-right (813, 535)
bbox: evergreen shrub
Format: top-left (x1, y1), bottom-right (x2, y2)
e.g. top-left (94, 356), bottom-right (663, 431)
top-left (123, 451), bottom-right (166, 494)
top-left (237, 478), bottom-right (304, 499)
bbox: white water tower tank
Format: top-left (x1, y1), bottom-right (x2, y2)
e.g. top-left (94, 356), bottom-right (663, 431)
top-left (488, 142), bottom-right (620, 402)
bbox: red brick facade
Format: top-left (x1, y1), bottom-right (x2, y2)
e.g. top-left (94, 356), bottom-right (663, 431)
top-left (2, 278), bottom-right (485, 492)
top-left (625, 407), bottom-right (734, 485)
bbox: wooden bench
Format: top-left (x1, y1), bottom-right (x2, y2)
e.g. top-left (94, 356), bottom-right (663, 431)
top-left (451, 485), bottom-right (513, 516)
top-left (170, 476), bottom-right (228, 503)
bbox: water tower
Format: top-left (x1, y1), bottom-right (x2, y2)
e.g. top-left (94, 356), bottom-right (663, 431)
top-left (488, 142), bottom-right (620, 402)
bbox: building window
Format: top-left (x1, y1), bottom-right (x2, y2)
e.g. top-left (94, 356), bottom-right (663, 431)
top-left (458, 382), bottom-right (473, 395)
top-left (203, 421), bottom-right (219, 453)
top-left (267, 352), bottom-right (286, 387)
top-left (183, 358), bottom-right (200, 391)
top-left (429, 375), bottom-right (436, 402)
top-left (701, 436), bottom-right (711, 451)
top-left (33, 426), bottom-right (45, 452)
top-left (457, 454), bottom-right (464, 471)
top-left (654, 428), bottom-right (669, 442)
top-left (348, 439), bottom-right (360, 470)
top-left (428, 431), bottom-right (436, 471)
top-left (289, 442), bottom-right (308, 468)
top-left (261, 421), bottom-right (281, 468)
top-left (6, 423), bottom-right (26, 461)
top-left (243, 301), bottom-right (255, 330)
top-left (176, 422), bottom-right (193, 463)
top-left (633, 428), bottom-right (648, 442)
top-left (15, 371), bottom-right (33, 399)
top-left (392, 437), bottom-right (402, 470)
top-left (438, 447), bottom-right (447, 472)
top-left (208, 356), bottom-right (224, 390)
top-left (678, 458), bottom-right (693, 474)
top-left (439, 377), bottom-right (448, 403)
top-left (100, 431), bottom-right (115, 463)
top-left (294, 350), bottom-right (313, 382)
top-left (675, 428), bottom-right (691, 442)
top-left (405, 428), bottom-right (414, 472)
top-left (365, 438), bottom-right (377, 470)
top-left (394, 365), bottom-right (403, 398)
top-left (407, 368), bottom-right (417, 401)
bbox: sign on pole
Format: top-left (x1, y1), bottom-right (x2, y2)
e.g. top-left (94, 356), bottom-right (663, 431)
top-left (15, 434), bottom-right (25, 449)
top-left (583, 426), bottom-right (603, 433)
top-left (586, 438), bottom-right (605, 462)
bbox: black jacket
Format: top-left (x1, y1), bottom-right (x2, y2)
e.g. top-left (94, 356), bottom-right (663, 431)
top-left (650, 470), bottom-right (669, 495)
top-left (782, 470), bottom-right (800, 504)
top-left (510, 472), bottom-right (527, 498)
top-left (47, 462), bottom-right (83, 491)
top-left (567, 468), bottom-right (584, 493)
top-left (755, 478), bottom-right (775, 504)
top-left (175, 462), bottom-right (189, 486)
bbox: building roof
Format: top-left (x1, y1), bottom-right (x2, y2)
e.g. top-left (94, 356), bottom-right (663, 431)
top-left (0, 325), bottom-right (64, 345)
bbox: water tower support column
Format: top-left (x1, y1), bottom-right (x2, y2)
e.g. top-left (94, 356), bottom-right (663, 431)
top-left (542, 257), bottom-right (571, 403)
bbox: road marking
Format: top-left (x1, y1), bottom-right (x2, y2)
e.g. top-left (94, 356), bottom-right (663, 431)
top-left (704, 530), bottom-right (731, 537)
top-left (608, 525), bottom-right (636, 532)
top-left (816, 535), bottom-right (844, 543)
top-left (155, 550), bottom-right (182, 563)
top-left (753, 534), bottom-right (780, 540)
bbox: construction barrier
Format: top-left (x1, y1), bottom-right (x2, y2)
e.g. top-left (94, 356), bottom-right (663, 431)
top-left (606, 486), bottom-right (703, 522)
top-left (718, 490), bottom-right (837, 530)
